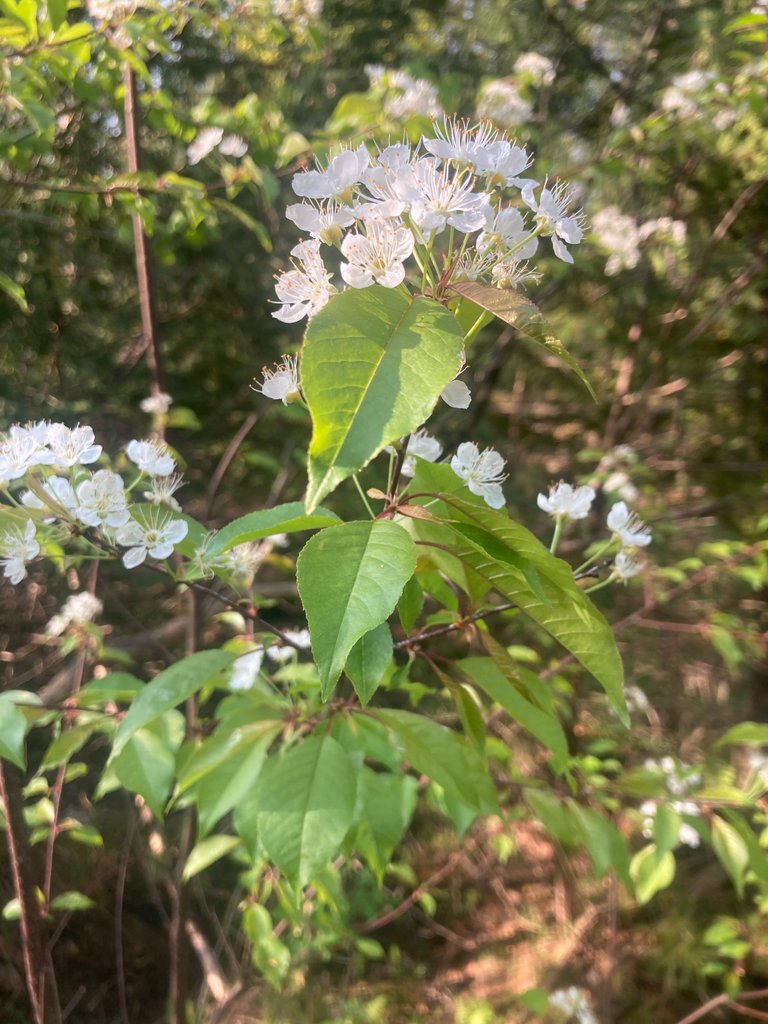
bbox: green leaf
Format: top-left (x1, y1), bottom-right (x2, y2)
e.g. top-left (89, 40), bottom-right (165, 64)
top-left (345, 623), bottom-right (393, 705)
top-left (41, 719), bottom-right (112, 770)
top-left (408, 496), bottom-right (626, 721)
top-left (717, 722), bottom-right (768, 747)
top-left (110, 721), bottom-right (181, 818)
top-left (182, 835), bottom-right (241, 882)
top-left (567, 801), bottom-right (631, 888)
top-left (631, 844), bottom-right (676, 905)
top-left (302, 286), bottom-right (464, 510)
top-left (459, 657), bottom-right (569, 770)
top-left (352, 768), bottom-right (418, 882)
top-left (398, 573), bottom-right (424, 634)
top-left (450, 280), bottom-right (596, 400)
top-left (0, 271), bottom-right (29, 312)
top-left (297, 520), bottom-right (416, 699)
top-left (112, 650), bottom-right (234, 757)
top-left (206, 501), bottom-right (338, 557)
top-left (50, 891), bottom-right (95, 913)
top-left (46, 0), bottom-right (67, 29)
top-left (251, 733), bottom-right (357, 886)
top-left (194, 726), bottom-right (279, 838)
top-left (711, 816), bottom-right (749, 898)
top-left (525, 790), bottom-right (574, 843)
top-left (653, 804), bottom-right (682, 860)
top-left (0, 694), bottom-right (28, 769)
top-left (371, 709), bottom-right (497, 815)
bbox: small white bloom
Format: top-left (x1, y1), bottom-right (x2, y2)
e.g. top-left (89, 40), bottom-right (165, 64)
top-left (607, 501), bottom-right (652, 549)
top-left (218, 134), bottom-right (248, 158)
top-left (612, 550), bottom-right (643, 581)
top-left (340, 219), bottom-right (414, 289)
top-left (187, 126), bottom-right (224, 166)
top-left (401, 429), bottom-right (443, 478)
top-left (285, 201), bottom-right (356, 244)
top-left (450, 441), bottom-right (506, 509)
top-left (222, 542), bottom-right (265, 586)
top-left (383, 71), bottom-right (442, 120)
top-left (22, 476), bottom-right (78, 522)
top-left (514, 52), bottom-right (556, 87)
top-left (537, 481), bottom-right (595, 520)
top-left (624, 685), bottom-right (650, 715)
top-left (476, 139), bottom-right (536, 189)
top-left (422, 118), bottom-right (499, 171)
top-left (477, 207), bottom-right (538, 258)
top-left (0, 519), bottom-right (39, 585)
top-left (252, 355), bottom-right (300, 404)
top-left (229, 649), bottom-right (265, 691)
top-left (126, 439), bottom-right (176, 477)
top-left (273, 238), bottom-right (336, 323)
top-left (522, 180), bottom-right (585, 263)
top-left (491, 257), bottom-right (540, 290)
top-left (46, 592), bottom-right (103, 636)
top-left (292, 144), bottom-right (370, 202)
top-left (115, 512), bottom-right (189, 569)
top-left (143, 474), bottom-right (184, 512)
top-left (592, 206), bottom-right (641, 275)
top-left (410, 158), bottom-right (492, 238)
top-left (266, 627), bottom-right (312, 662)
top-left (477, 79), bottom-right (533, 128)
top-left (0, 424), bottom-right (55, 481)
top-left (140, 392), bottom-right (173, 415)
top-left (549, 987), bottom-right (597, 1024)
top-left (76, 470), bottom-right (130, 529)
top-left (46, 424), bottom-right (102, 468)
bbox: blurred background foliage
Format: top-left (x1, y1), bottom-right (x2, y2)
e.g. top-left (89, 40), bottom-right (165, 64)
top-left (1, 0), bottom-right (767, 1021)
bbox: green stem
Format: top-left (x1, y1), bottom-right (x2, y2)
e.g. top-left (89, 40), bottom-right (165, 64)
top-left (549, 516), bottom-right (565, 555)
top-left (351, 473), bottom-right (375, 518)
top-left (463, 311), bottom-right (493, 346)
top-left (574, 538), bottom-right (615, 575)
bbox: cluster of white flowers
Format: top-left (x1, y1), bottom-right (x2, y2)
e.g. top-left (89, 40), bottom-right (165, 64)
top-left (271, 0), bottom-right (323, 30)
top-left (535, 475), bottom-right (651, 582)
top-left (549, 986), bottom-right (598, 1024)
top-left (0, 421), bottom-right (190, 582)
top-left (271, 117), bottom-right (585, 329)
top-left (187, 127), bottom-right (248, 166)
top-left (591, 207), bottom-right (688, 277)
top-left (476, 79), bottom-right (533, 128)
top-left (46, 592), bottom-right (103, 637)
top-left (365, 66), bottom-right (443, 121)
top-left (595, 444), bottom-right (638, 503)
top-left (86, 0), bottom-right (136, 23)
top-left (514, 52), bottom-right (556, 87)
top-left (140, 391), bottom-right (173, 416)
top-left (640, 757), bottom-right (702, 849)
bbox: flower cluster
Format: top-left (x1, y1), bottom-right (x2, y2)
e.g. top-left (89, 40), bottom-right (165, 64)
top-left (549, 987), bottom-right (598, 1024)
top-left (639, 757), bottom-right (702, 849)
top-left (0, 421), bottom-right (189, 583)
top-left (46, 592), bottom-right (103, 636)
top-left (591, 206), bottom-right (687, 277)
top-left (271, 118), bottom-right (584, 326)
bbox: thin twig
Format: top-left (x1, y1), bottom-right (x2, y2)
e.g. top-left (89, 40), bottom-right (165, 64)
top-left (202, 413), bottom-right (260, 520)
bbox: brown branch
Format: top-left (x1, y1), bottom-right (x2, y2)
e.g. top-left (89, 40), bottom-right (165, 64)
top-left (122, 62), bottom-right (166, 406)
top-left (674, 989), bottom-right (768, 1024)
top-left (202, 413), bottom-right (260, 521)
top-left (357, 842), bottom-right (474, 934)
top-left (0, 762), bottom-right (48, 1024)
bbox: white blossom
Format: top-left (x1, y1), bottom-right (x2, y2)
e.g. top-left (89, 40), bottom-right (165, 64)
top-left (410, 158), bottom-right (491, 238)
top-left (229, 649), bottom-right (265, 691)
top-left (591, 206), bottom-right (641, 275)
top-left (21, 476), bottom-right (78, 521)
top-left (450, 442), bottom-right (506, 508)
top-left (285, 201), bottom-right (356, 244)
top-left (549, 986), bottom-right (598, 1024)
top-left (273, 238), bottom-right (336, 323)
top-left (266, 627), bottom-right (311, 662)
top-left (46, 424), bottom-right (102, 468)
top-left (252, 355), bottom-right (300, 404)
top-left (187, 127), bottom-right (224, 166)
top-left (115, 512), bottom-right (189, 569)
top-left (340, 219), bottom-right (414, 289)
top-left (143, 474), bottom-right (184, 512)
top-left (514, 52), bottom-right (556, 87)
top-left (218, 134), bottom-right (248, 158)
top-left (222, 542), bottom-right (265, 586)
top-left (76, 470), bottom-right (130, 529)
top-left (140, 392), bottom-right (173, 415)
top-left (0, 424), bottom-right (55, 481)
top-left (477, 79), bottom-right (533, 127)
top-left (477, 207), bottom-right (538, 258)
top-left (0, 519), bottom-right (39, 585)
top-left (126, 439), bottom-right (175, 477)
top-left (475, 139), bottom-right (536, 189)
top-left (612, 550), bottom-right (643, 581)
top-left (537, 481), bottom-right (595, 520)
top-left (522, 181), bottom-right (585, 263)
top-left (401, 429), bottom-right (443, 478)
top-left (607, 501), bottom-right (652, 549)
top-left (292, 145), bottom-right (370, 202)
top-left (46, 592), bottom-right (103, 636)
top-left (422, 118), bottom-right (499, 171)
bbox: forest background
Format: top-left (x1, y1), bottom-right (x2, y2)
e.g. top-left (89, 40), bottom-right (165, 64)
top-left (1, 0), bottom-right (767, 1022)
